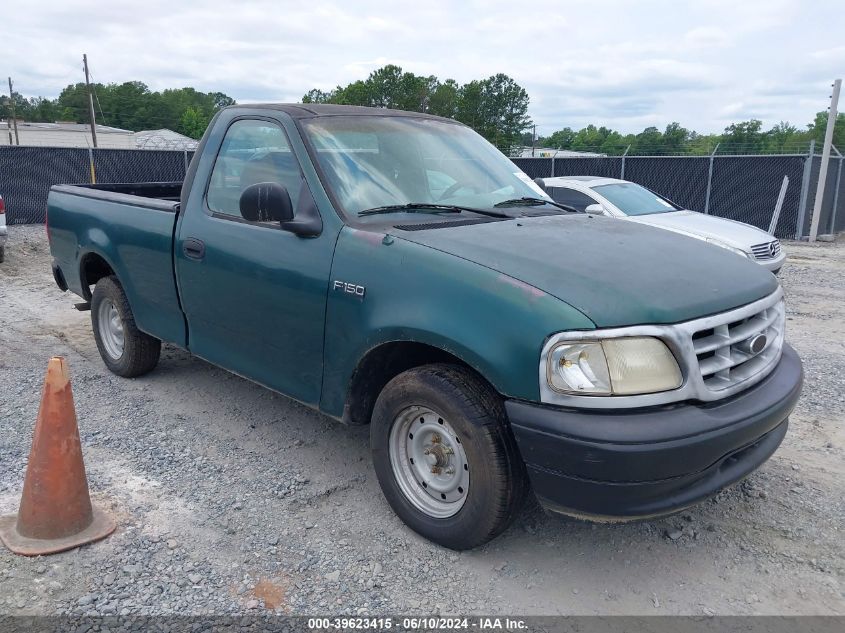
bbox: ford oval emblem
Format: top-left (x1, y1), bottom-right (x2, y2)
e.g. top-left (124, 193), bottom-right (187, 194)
top-left (749, 333), bottom-right (768, 354)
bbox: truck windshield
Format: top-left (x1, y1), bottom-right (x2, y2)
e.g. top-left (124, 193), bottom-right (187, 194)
top-left (300, 116), bottom-right (552, 219)
top-left (592, 183), bottom-right (681, 216)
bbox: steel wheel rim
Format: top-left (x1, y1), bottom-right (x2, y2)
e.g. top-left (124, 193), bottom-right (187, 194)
top-left (388, 405), bottom-right (470, 519)
top-left (97, 298), bottom-right (125, 360)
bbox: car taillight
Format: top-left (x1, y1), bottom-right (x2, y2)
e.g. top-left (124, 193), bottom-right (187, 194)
top-left (0, 197), bottom-right (5, 214)
top-left (45, 205), bottom-right (51, 243)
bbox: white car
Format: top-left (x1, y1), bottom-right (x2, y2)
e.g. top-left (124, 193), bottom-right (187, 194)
top-left (543, 176), bottom-right (785, 273)
top-left (0, 195), bottom-right (6, 263)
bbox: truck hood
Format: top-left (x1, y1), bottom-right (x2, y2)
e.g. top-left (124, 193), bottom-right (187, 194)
top-left (626, 210), bottom-right (771, 249)
top-left (391, 214), bottom-right (778, 328)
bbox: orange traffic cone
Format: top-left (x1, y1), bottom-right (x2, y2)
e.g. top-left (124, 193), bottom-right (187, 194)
top-left (0, 357), bottom-right (115, 556)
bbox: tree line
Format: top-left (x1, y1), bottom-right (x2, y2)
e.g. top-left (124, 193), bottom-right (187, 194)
top-left (302, 64), bottom-right (531, 150)
top-left (534, 115), bottom-right (845, 156)
top-left (1, 82), bottom-right (235, 139)
top-left (2, 65), bottom-right (843, 153)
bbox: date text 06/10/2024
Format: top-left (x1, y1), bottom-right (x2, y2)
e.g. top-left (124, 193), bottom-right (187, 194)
top-left (307, 617), bottom-right (528, 630)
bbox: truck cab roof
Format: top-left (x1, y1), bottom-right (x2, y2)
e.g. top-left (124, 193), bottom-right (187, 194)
top-left (224, 103), bottom-right (460, 124)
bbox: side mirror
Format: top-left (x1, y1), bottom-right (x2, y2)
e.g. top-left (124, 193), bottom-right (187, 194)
top-left (585, 203), bottom-right (605, 215)
top-left (533, 177), bottom-right (546, 192)
top-left (239, 182), bottom-right (294, 223)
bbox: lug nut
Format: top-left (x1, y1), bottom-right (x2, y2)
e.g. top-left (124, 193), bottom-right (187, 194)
top-left (431, 466), bottom-right (441, 474)
top-left (443, 447), bottom-right (454, 455)
top-left (445, 467), bottom-right (455, 475)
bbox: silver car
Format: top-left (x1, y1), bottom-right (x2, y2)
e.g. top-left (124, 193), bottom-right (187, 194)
top-left (543, 176), bottom-right (785, 273)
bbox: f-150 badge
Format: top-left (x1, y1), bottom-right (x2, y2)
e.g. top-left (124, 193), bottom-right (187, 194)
top-left (333, 280), bottom-right (366, 298)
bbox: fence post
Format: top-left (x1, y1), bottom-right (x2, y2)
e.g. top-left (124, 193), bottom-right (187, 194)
top-left (183, 150), bottom-right (189, 174)
top-left (88, 147), bottom-right (96, 184)
top-left (550, 156), bottom-right (555, 178)
top-left (703, 143), bottom-right (719, 214)
top-left (796, 140), bottom-right (816, 239)
top-left (829, 147), bottom-right (843, 234)
top-left (620, 145), bottom-right (630, 179)
top-left (768, 176), bottom-right (789, 235)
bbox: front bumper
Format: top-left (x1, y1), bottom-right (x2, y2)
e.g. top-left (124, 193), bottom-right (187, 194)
top-left (507, 343), bottom-right (803, 520)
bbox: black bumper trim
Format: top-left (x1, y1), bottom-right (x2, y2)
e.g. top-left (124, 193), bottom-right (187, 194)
top-left (507, 344), bottom-right (803, 519)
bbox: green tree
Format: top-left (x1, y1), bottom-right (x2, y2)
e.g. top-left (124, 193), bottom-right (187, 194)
top-left (721, 119), bottom-right (764, 152)
top-left (302, 66), bottom-right (531, 151)
top-left (765, 121), bottom-right (800, 152)
top-left (179, 106), bottom-right (209, 139)
top-left (334, 80), bottom-right (371, 106)
top-left (302, 88), bottom-right (333, 103)
top-left (455, 74), bottom-right (531, 150)
top-left (631, 126), bottom-right (663, 154)
top-left (544, 127), bottom-right (575, 149)
top-left (662, 122), bottom-right (690, 154)
top-left (428, 79), bottom-right (460, 119)
top-left (807, 110), bottom-right (845, 149)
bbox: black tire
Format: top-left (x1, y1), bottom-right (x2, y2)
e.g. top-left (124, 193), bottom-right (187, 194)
top-left (91, 275), bottom-right (161, 377)
top-left (0, 245), bottom-right (5, 263)
top-left (370, 364), bottom-right (528, 550)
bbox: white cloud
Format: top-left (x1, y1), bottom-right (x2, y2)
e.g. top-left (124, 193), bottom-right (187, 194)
top-left (5, 0), bottom-right (844, 134)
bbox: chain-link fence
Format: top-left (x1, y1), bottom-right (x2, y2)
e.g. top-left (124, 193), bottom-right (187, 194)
top-left (513, 147), bottom-right (845, 239)
top-left (0, 146), bottom-right (193, 224)
top-left (2, 144), bottom-right (843, 238)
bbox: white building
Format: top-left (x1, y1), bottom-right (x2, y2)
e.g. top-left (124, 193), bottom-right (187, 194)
top-left (516, 147), bottom-right (606, 158)
top-left (133, 129), bottom-right (198, 150)
top-left (0, 120), bottom-right (135, 148)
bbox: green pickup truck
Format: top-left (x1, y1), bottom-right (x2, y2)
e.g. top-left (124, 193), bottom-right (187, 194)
top-left (47, 104), bottom-right (803, 549)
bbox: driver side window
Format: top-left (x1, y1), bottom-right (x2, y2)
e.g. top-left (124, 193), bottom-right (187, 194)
top-left (548, 187), bottom-right (598, 213)
top-left (207, 119), bottom-right (302, 220)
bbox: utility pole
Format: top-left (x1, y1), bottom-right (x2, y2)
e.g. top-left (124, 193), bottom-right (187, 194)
top-left (7, 77), bottom-right (20, 145)
top-left (532, 124), bottom-right (536, 157)
top-left (809, 78), bottom-right (841, 242)
top-left (83, 54), bottom-right (98, 148)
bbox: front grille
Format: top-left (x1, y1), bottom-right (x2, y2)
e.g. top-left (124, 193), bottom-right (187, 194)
top-left (691, 296), bottom-right (785, 393)
top-left (750, 240), bottom-right (781, 261)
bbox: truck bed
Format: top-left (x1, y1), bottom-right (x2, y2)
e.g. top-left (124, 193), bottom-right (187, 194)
top-left (51, 182), bottom-right (183, 210)
top-left (47, 182), bottom-right (187, 347)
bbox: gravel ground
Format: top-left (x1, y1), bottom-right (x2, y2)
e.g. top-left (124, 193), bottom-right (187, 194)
top-left (0, 224), bottom-right (842, 616)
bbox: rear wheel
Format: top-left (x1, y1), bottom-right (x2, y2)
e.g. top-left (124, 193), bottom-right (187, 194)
top-left (370, 364), bottom-right (528, 550)
top-left (91, 276), bottom-right (160, 377)
top-left (0, 245), bottom-right (5, 263)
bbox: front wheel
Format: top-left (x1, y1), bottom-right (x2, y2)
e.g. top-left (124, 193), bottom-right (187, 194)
top-left (370, 364), bottom-right (528, 550)
top-left (91, 276), bottom-right (161, 377)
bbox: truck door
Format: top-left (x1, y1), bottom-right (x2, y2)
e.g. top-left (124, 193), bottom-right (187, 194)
top-left (175, 117), bottom-right (334, 406)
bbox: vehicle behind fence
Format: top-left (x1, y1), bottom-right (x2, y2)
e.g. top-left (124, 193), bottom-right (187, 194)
top-left (513, 143), bottom-right (845, 239)
top-left (1, 144), bottom-right (843, 239)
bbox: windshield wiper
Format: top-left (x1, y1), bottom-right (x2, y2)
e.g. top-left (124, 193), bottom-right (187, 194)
top-left (358, 203), bottom-right (509, 219)
top-left (493, 197), bottom-right (580, 214)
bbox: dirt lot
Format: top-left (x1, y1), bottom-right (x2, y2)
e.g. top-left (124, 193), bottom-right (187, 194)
top-left (0, 225), bottom-right (843, 616)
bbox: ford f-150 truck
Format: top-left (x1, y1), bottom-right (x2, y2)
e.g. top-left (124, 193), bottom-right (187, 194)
top-left (47, 104), bottom-right (803, 550)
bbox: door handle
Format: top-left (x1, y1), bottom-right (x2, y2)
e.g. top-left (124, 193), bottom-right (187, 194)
top-left (182, 237), bottom-right (205, 260)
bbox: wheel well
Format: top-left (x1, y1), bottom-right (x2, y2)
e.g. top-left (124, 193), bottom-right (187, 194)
top-left (343, 341), bottom-right (479, 426)
top-left (79, 253), bottom-right (115, 300)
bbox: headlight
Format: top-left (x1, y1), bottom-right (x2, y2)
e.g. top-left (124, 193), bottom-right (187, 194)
top-left (546, 337), bottom-right (682, 396)
top-left (705, 238), bottom-right (749, 258)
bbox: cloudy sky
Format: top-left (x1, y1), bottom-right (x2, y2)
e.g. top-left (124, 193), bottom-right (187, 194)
top-left (8, 0), bottom-right (844, 134)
